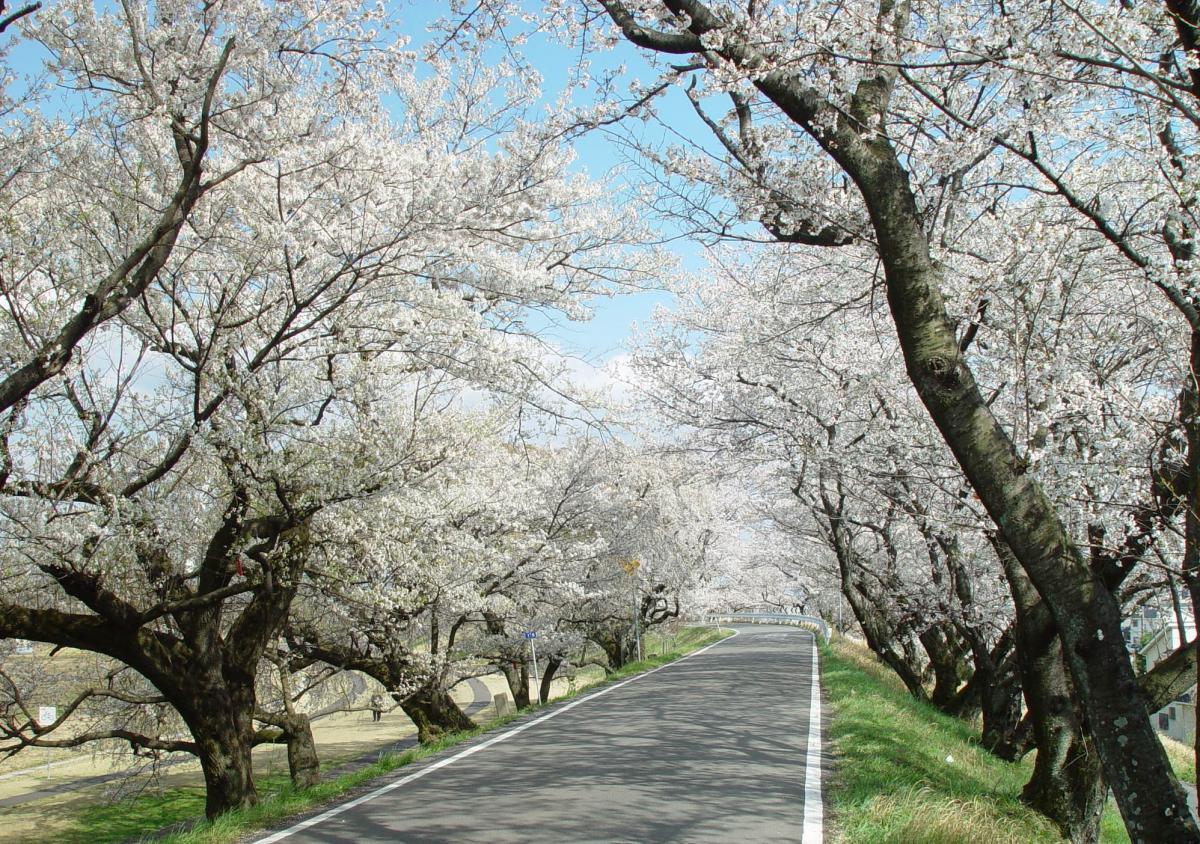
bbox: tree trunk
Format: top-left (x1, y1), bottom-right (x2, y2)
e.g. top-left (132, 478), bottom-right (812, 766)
top-left (497, 657), bottom-right (532, 709)
top-left (921, 624), bottom-right (968, 712)
top-left (1003, 542), bottom-right (1106, 842)
top-left (253, 713), bottom-right (321, 790)
top-left (841, 589), bottom-right (926, 700)
top-left (978, 665), bottom-right (1029, 762)
top-left (819, 484), bottom-right (929, 701)
top-left (188, 705), bottom-right (258, 819)
top-left (283, 714), bottom-right (320, 790)
top-left (539, 654), bottom-right (563, 703)
top-left (599, 634), bottom-right (632, 673)
top-left (962, 627), bottom-right (1031, 760)
top-left (400, 684), bottom-right (475, 743)
top-left (1021, 689), bottom-right (1106, 844)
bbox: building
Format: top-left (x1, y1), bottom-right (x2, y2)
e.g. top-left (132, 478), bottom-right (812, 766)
top-left (1122, 605), bottom-right (1164, 648)
top-left (1134, 612), bottom-right (1197, 747)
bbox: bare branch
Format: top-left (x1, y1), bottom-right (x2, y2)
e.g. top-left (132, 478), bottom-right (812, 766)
top-left (0, 1), bottom-right (39, 34)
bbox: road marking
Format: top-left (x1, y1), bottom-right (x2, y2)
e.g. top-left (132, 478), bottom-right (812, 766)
top-left (254, 631), bottom-right (739, 843)
top-left (802, 632), bottom-right (824, 843)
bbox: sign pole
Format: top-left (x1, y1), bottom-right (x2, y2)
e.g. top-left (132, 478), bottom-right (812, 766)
top-left (524, 630), bottom-right (541, 704)
top-left (633, 582), bottom-right (642, 662)
top-left (531, 636), bottom-right (541, 704)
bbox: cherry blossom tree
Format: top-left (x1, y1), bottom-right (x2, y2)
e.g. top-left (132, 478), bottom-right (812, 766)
top-left (0, 0), bottom-right (664, 817)
top-left (548, 442), bottom-right (718, 672)
top-left (286, 410), bottom-right (539, 739)
top-left (456, 438), bottom-right (718, 702)
top-left (625, 180), bottom-right (1189, 837)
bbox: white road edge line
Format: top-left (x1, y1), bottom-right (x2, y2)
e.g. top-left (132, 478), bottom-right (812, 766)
top-left (802, 631), bottom-right (824, 843)
top-left (254, 628), bottom-right (741, 843)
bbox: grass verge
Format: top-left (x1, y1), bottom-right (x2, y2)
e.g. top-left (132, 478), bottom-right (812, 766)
top-left (824, 636), bottom-right (1139, 844)
top-left (56, 625), bottom-right (731, 844)
top-left (1162, 733), bottom-right (1197, 787)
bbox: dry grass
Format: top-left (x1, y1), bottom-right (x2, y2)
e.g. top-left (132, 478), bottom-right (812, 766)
top-left (1161, 733), bottom-right (1197, 785)
top-left (864, 786), bottom-right (1063, 844)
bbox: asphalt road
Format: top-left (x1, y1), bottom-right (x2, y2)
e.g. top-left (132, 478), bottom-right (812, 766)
top-left (257, 625), bottom-right (826, 844)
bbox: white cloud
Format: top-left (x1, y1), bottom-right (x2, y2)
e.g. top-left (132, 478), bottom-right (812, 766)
top-left (562, 352), bottom-right (641, 407)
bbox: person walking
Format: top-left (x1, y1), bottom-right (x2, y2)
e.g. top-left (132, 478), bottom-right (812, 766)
top-left (370, 693), bottom-right (383, 723)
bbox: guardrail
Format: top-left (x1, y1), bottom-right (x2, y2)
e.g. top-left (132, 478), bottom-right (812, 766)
top-left (704, 612), bottom-right (831, 644)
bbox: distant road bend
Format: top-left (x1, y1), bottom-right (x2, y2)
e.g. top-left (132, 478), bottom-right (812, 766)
top-left (256, 625), bottom-right (826, 844)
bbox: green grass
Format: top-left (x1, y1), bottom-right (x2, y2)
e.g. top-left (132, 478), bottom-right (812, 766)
top-left (823, 636), bottom-right (1141, 844)
top-left (57, 782), bottom-right (218, 844)
top-left (824, 636), bottom-right (1060, 843)
top-left (824, 636), bottom-right (1200, 843)
top-left (53, 625), bottom-right (730, 844)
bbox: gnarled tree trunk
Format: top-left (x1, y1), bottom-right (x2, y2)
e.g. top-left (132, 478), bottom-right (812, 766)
top-left (253, 711), bottom-right (320, 790)
top-left (977, 662), bottom-right (1029, 761)
top-left (596, 631), bottom-right (635, 674)
top-left (192, 718), bottom-right (257, 817)
top-left (920, 625), bottom-right (970, 713)
top-left (173, 671), bottom-right (261, 819)
top-left (819, 482), bottom-right (928, 701)
top-left (400, 684), bottom-right (475, 743)
top-left (285, 717), bottom-right (320, 791)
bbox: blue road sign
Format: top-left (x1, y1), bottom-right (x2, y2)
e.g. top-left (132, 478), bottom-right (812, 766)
top-left (523, 631), bottom-right (537, 639)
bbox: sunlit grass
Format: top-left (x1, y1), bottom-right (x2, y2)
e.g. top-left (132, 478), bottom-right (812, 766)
top-left (823, 636), bottom-right (1139, 843)
top-left (58, 783), bottom-right (215, 844)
